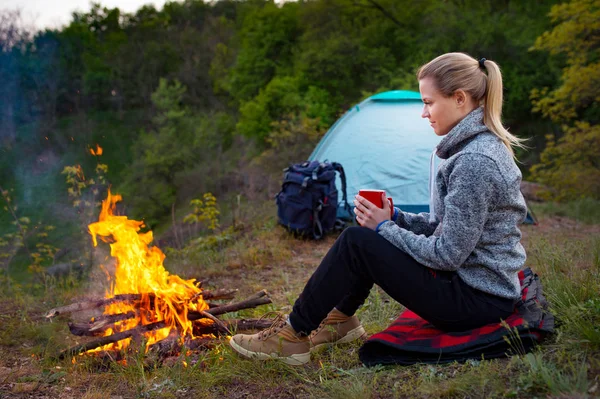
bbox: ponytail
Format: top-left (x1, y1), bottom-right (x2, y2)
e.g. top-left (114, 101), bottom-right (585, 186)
top-left (480, 59), bottom-right (526, 157)
top-left (418, 53), bottom-right (526, 158)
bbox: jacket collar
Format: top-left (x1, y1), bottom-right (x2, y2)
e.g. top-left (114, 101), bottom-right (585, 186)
top-left (436, 107), bottom-right (488, 159)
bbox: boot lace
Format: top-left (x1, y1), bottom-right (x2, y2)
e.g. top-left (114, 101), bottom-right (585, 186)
top-left (308, 318), bottom-right (328, 339)
top-left (257, 312), bottom-right (288, 340)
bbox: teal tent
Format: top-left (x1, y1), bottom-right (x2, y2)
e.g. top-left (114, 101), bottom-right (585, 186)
top-left (309, 90), bottom-right (537, 224)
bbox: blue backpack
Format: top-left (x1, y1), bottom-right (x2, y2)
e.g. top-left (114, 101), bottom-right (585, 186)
top-left (276, 161), bottom-right (351, 239)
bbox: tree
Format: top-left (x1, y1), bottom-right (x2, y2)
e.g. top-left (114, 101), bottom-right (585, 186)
top-left (226, 1), bottom-right (300, 103)
top-left (0, 10), bottom-right (32, 147)
top-left (530, 0), bottom-right (599, 124)
top-left (122, 79), bottom-right (198, 225)
top-left (529, 0), bottom-right (600, 200)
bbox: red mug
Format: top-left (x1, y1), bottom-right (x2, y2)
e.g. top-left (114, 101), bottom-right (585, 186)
top-left (358, 189), bottom-right (394, 219)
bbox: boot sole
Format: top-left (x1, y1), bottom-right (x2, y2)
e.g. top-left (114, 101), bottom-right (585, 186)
top-left (311, 325), bottom-right (367, 352)
top-left (229, 338), bottom-right (311, 366)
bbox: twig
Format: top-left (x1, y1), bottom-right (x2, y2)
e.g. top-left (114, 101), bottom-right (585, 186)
top-left (199, 310), bottom-right (231, 335)
top-left (200, 290), bottom-right (271, 317)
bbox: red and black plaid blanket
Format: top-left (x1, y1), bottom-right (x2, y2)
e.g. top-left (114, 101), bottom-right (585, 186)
top-left (359, 268), bottom-right (554, 366)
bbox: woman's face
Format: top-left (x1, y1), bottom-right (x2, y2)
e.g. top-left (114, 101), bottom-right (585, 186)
top-left (419, 77), bottom-right (467, 136)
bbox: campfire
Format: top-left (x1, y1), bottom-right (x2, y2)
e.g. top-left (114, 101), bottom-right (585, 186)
top-left (45, 190), bottom-right (273, 361)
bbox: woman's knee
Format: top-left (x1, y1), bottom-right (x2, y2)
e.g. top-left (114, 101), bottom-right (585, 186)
top-left (337, 226), bottom-right (380, 249)
top-left (339, 226), bottom-right (375, 242)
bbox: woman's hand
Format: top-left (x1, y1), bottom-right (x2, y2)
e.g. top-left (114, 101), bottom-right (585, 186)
top-left (354, 192), bottom-right (391, 230)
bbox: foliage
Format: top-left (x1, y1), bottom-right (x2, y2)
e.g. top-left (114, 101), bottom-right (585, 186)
top-left (530, 122), bottom-right (600, 201)
top-left (530, 0), bottom-right (600, 200)
top-left (0, 187), bottom-right (58, 290)
top-left (1, 0), bottom-right (570, 225)
top-left (0, 188), bottom-right (30, 274)
top-left (530, 0), bottom-right (600, 124)
top-left (183, 193), bottom-right (221, 232)
top-left (122, 78), bottom-right (199, 226)
top-left (227, 1), bottom-right (300, 104)
top-left (255, 114), bottom-right (326, 174)
top-left (178, 226), bottom-right (236, 256)
top-left (61, 145), bottom-right (109, 221)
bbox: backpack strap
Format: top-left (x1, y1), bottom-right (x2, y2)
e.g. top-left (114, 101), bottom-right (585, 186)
top-left (331, 162), bottom-right (352, 218)
top-left (312, 200), bottom-right (324, 240)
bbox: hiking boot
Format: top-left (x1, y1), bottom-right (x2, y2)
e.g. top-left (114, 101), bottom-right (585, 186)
top-left (309, 308), bottom-right (367, 351)
top-left (229, 314), bottom-right (311, 366)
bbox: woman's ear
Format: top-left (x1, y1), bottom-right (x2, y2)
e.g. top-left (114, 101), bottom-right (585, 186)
top-left (454, 90), bottom-right (467, 107)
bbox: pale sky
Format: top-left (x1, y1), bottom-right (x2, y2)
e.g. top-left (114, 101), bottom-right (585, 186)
top-left (1, 0), bottom-right (170, 30)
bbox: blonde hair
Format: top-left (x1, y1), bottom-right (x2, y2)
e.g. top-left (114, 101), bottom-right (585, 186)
top-left (417, 52), bottom-right (525, 157)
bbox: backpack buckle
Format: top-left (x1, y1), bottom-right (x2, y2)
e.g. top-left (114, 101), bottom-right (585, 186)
top-left (302, 176), bottom-right (310, 188)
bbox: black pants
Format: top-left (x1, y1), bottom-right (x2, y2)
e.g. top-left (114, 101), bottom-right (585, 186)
top-left (289, 227), bottom-right (515, 335)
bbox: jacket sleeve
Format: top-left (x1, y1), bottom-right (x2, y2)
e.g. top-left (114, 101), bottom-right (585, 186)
top-left (394, 210), bottom-right (438, 237)
top-left (378, 153), bottom-right (502, 271)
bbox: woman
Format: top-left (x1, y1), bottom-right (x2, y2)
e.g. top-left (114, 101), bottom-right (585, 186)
top-left (229, 52), bottom-right (528, 366)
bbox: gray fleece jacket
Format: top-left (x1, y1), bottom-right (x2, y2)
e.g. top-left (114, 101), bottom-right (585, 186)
top-left (378, 107), bottom-right (526, 299)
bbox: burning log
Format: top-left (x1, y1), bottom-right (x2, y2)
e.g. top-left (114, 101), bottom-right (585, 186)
top-left (60, 320), bottom-right (167, 358)
top-left (197, 311), bottom-right (231, 335)
top-left (58, 290), bottom-right (273, 358)
top-left (70, 317), bottom-right (275, 338)
top-left (45, 288), bottom-right (238, 319)
top-left (66, 290), bottom-right (270, 337)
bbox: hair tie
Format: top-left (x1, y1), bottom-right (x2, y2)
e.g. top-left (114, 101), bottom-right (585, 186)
top-left (479, 58), bottom-right (487, 70)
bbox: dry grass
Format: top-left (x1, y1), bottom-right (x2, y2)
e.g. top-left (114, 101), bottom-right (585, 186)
top-left (0, 202), bottom-right (599, 398)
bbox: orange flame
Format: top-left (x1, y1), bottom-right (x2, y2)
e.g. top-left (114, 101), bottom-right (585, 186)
top-left (87, 190), bottom-right (209, 352)
top-left (90, 144), bottom-right (103, 156)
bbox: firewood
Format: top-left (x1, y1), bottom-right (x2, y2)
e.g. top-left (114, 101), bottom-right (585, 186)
top-left (45, 289), bottom-right (238, 319)
top-left (148, 334), bottom-right (217, 360)
top-left (201, 288), bottom-right (238, 301)
top-left (68, 311), bottom-right (137, 336)
top-left (147, 331), bottom-right (181, 358)
top-left (65, 291), bottom-right (271, 337)
top-left (193, 318), bottom-right (274, 336)
top-left (59, 291), bottom-right (272, 357)
top-left (72, 316), bottom-right (276, 337)
top-left (59, 320), bottom-right (168, 358)
top-left (200, 290), bottom-right (270, 317)
top-left (198, 310), bottom-right (231, 335)
top-left (45, 294), bottom-right (143, 318)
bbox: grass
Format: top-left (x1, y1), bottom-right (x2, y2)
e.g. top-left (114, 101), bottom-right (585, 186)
top-left (530, 197), bottom-right (600, 225)
top-left (0, 199), bottom-right (599, 398)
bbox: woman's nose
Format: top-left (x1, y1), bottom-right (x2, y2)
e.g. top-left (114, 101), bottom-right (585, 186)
top-left (421, 106), bottom-right (429, 119)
